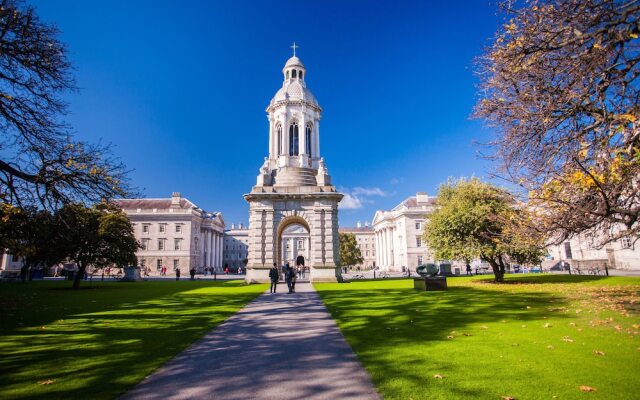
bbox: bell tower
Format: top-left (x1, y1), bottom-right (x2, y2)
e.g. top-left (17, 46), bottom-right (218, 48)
top-left (245, 46), bottom-right (343, 283)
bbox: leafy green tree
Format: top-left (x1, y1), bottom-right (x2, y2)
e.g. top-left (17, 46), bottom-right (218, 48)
top-left (56, 203), bottom-right (138, 289)
top-left (339, 233), bottom-right (364, 269)
top-left (0, 205), bottom-right (66, 282)
top-left (423, 178), bottom-right (544, 282)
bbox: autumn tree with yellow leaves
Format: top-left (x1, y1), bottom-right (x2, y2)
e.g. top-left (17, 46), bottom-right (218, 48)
top-left (474, 0), bottom-right (639, 247)
top-left (0, 0), bottom-right (132, 210)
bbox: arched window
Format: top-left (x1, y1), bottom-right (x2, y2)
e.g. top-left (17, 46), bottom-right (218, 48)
top-left (292, 69), bottom-right (297, 78)
top-left (299, 71), bottom-right (303, 79)
top-left (286, 71), bottom-right (290, 79)
top-left (276, 124), bottom-right (282, 155)
top-left (289, 122), bottom-right (299, 156)
top-left (305, 123), bottom-right (312, 156)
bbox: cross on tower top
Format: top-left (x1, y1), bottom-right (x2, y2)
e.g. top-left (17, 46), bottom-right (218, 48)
top-left (290, 42), bottom-right (299, 57)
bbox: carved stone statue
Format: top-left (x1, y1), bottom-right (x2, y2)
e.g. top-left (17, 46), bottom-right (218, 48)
top-left (318, 157), bottom-right (328, 175)
top-left (260, 157), bottom-right (269, 174)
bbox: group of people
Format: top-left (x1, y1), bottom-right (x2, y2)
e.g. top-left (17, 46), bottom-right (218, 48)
top-left (269, 261), bottom-right (303, 294)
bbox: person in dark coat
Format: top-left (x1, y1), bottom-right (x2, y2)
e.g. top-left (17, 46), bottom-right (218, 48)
top-left (466, 263), bottom-right (472, 276)
top-left (284, 263), bottom-right (293, 294)
top-left (190, 267), bottom-right (196, 280)
top-left (176, 268), bottom-right (181, 281)
top-left (269, 263), bottom-right (279, 293)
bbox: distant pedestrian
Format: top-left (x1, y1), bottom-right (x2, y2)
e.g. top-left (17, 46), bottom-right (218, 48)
top-left (176, 268), bottom-right (181, 281)
top-left (285, 263), bottom-right (293, 293)
top-left (290, 265), bottom-right (298, 293)
top-left (269, 263), bottom-right (279, 293)
top-left (190, 267), bottom-right (196, 280)
top-left (466, 263), bottom-right (472, 276)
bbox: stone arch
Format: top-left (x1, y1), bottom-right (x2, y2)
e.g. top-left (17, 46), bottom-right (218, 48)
top-left (275, 215), bottom-right (310, 268)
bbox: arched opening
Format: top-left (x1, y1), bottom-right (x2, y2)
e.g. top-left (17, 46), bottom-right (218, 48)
top-left (289, 122), bottom-right (299, 156)
top-left (292, 69), bottom-right (297, 78)
top-left (305, 123), bottom-right (312, 156)
top-left (286, 70), bottom-right (290, 79)
top-left (276, 216), bottom-right (311, 278)
top-left (299, 70), bottom-right (303, 79)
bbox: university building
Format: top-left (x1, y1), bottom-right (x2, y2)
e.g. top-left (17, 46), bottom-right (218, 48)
top-left (339, 222), bottom-right (376, 269)
top-left (372, 192), bottom-right (436, 272)
top-left (114, 192), bottom-right (225, 275)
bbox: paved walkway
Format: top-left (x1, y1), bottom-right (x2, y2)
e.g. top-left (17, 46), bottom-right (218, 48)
top-left (121, 282), bottom-right (380, 400)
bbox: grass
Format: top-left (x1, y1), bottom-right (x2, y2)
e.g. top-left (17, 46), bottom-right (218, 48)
top-left (0, 279), bottom-right (267, 399)
top-left (315, 274), bottom-right (640, 400)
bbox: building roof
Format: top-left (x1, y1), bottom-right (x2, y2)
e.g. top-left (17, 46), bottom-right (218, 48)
top-left (284, 55), bottom-right (304, 68)
top-left (339, 226), bottom-right (374, 233)
top-left (114, 198), bottom-right (196, 210)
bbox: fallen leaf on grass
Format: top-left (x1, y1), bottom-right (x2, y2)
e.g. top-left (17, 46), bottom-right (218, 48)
top-left (614, 325), bottom-right (622, 331)
top-left (562, 336), bottom-right (574, 343)
top-left (446, 335), bottom-right (454, 339)
top-left (501, 396), bottom-right (516, 400)
top-left (632, 324), bottom-right (640, 329)
top-left (593, 350), bottom-right (605, 356)
top-left (463, 333), bottom-right (472, 336)
top-left (544, 323), bottom-right (552, 328)
top-left (579, 386), bottom-right (597, 392)
top-left (433, 374), bottom-right (444, 379)
top-left (38, 380), bottom-right (54, 385)
top-left (547, 345), bottom-right (555, 349)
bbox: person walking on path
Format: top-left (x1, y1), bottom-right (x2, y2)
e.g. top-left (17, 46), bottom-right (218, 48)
top-left (190, 267), bottom-right (196, 280)
top-left (466, 263), bottom-right (472, 276)
top-left (269, 263), bottom-right (279, 293)
top-left (285, 263), bottom-right (294, 294)
top-left (176, 268), bottom-right (181, 281)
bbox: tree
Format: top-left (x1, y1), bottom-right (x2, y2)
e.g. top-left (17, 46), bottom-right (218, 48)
top-left (0, 0), bottom-right (132, 210)
top-left (339, 233), bottom-right (364, 269)
top-left (0, 204), bottom-right (66, 281)
top-left (56, 203), bottom-right (138, 289)
top-left (423, 178), bottom-right (545, 282)
top-left (474, 0), bottom-right (640, 247)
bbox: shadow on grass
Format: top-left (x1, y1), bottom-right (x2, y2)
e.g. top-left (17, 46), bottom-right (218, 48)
top-left (316, 282), bottom-right (571, 399)
top-left (0, 280), bottom-right (265, 400)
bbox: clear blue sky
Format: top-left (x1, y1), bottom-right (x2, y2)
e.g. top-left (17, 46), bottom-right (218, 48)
top-left (31, 0), bottom-right (503, 227)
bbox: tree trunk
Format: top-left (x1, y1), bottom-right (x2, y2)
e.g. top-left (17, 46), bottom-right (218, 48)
top-left (72, 263), bottom-right (86, 289)
top-left (488, 259), bottom-right (504, 282)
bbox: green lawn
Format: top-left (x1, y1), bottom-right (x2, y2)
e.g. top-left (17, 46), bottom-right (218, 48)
top-left (316, 275), bottom-right (640, 400)
top-left (0, 279), bottom-right (267, 399)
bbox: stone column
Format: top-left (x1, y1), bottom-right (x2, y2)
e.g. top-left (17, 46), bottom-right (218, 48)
top-left (299, 115), bottom-right (306, 156)
top-left (218, 233), bottom-right (223, 268)
top-left (211, 232), bottom-right (217, 268)
top-left (387, 228), bottom-right (393, 270)
top-left (375, 231), bottom-right (381, 267)
top-left (205, 230), bottom-right (211, 267)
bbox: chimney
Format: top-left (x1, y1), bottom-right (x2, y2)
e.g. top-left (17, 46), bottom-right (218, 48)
top-left (231, 223), bottom-right (236, 229)
top-left (356, 221), bottom-right (362, 228)
top-left (171, 192), bottom-right (181, 207)
top-left (416, 192), bottom-right (429, 204)
top-left (365, 221), bottom-right (369, 227)
top-left (239, 223), bottom-right (244, 229)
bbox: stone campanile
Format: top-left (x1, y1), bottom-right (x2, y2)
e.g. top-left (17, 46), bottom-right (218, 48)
top-left (244, 48), bottom-right (343, 283)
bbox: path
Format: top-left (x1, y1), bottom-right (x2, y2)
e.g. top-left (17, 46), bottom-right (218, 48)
top-left (121, 282), bottom-right (380, 400)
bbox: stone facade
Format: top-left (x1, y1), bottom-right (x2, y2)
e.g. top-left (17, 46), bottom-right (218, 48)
top-left (244, 52), bottom-right (343, 283)
top-left (372, 192), bottom-right (436, 271)
top-left (339, 223), bottom-right (376, 269)
top-left (115, 192), bottom-right (225, 275)
top-left (223, 224), bottom-right (249, 272)
top-left (545, 232), bottom-right (639, 271)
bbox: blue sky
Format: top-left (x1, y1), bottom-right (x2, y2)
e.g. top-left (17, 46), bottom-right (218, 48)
top-left (31, 0), bottom-right (503, 227)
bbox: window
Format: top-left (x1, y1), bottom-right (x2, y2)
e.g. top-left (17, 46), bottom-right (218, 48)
top-left (563, 242), bottom-right (573, 259)
top-left (158, 239), bottom-right (165, 250)
top-left (157, 259), bottom-right (162, 269)
top-left (175, 224), bottom-right (182, 233)
top-left (142, 224), bottom-right (149, 233)
top-left (416, 237), bottom-right (422, 247)
top-left (418, 256), bottom-right (423, 265)
top-left (292, 69), bottom-right (297, 78)
top-left (305, 123), bottom-right (312, 156)
top-left (299, 70), bottom-right (303, 79)
top-left (140, 259), bottom-right (146, 268)
top-left (173, 259), bottom-right (179, 270)
top-left (289, 122), bottom-right (299, 156)
top-left (277, 124), bottom-right (282, 155)
top-left (415, 222), bottom-right (422, 230)
top-left (286, 70), bottom-right (289, 79)
top-left (366, 251), bottom-right (370, 257)
top-left (141, 239), bottom-right (149, 250)
top-left (621, 236), bottom-right (633, 249)
top-left (174, 239), bottom-right (182, 250)
top-left (159, 224), bottom-right (166, 233)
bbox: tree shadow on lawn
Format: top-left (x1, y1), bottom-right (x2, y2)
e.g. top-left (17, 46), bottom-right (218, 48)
top-left (0, 281), bottom-right (265, 400)
top-left (317, 284), bottom-right (572, 399)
